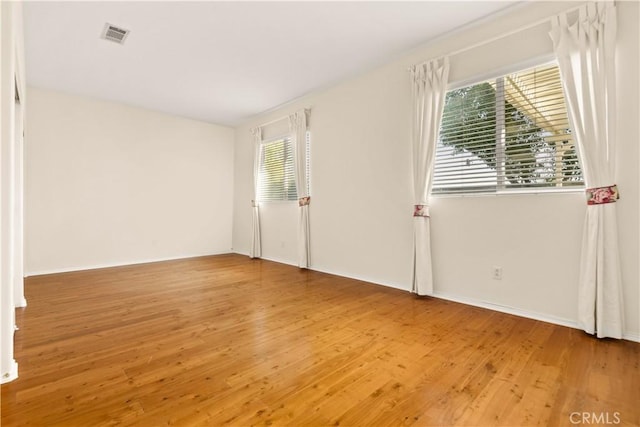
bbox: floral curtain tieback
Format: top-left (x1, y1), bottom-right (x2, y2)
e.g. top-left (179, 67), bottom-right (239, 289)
top-left (414, 205), bottom-right (430, 217)
top-left (586, 185), bottom-right (619, 205)
top-left (299, 196), bottom-right (311, 207)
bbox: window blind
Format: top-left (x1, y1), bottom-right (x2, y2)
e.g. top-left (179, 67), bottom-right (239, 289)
top-left (433, 63), bottom-right (583, 194)
top-left (257, 132), bottom-right (310, 202)
top-left (258, 137), bottom-right (297, 201)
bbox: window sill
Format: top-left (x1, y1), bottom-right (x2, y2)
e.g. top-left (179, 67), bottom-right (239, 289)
top-left (431, 187), bottom-right (585, 199)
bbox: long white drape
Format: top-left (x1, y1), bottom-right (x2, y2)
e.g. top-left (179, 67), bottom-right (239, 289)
top-left (250, 126), bottom-right (262, 259)
top-left (410, 58), bottom-right (450, 296)
top-left (550, 2), bottom-right (623, 338)
top-left (289, 110), bottom-right (311, 268)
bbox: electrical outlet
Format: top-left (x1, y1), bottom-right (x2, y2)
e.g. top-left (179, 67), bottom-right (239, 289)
top-left (492, 266), bottom-right (503, 280)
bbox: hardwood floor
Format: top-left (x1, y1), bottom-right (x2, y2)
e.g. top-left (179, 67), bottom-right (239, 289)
top-left (2, 254), bottom-right (638, 426)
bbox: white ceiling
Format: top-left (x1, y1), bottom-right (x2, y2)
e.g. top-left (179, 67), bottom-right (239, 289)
top-left (24, 1), bottom-right (520, 126)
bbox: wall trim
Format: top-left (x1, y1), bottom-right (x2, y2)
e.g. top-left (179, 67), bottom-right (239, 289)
top-left (232, 251), bottom-right (639, 343)
top-left (25, 251), bottom-right (232, 277)
top-left (432, 291), bottom-right (578, 329)
top-left (235, 251), bottom-right (410, 292)
top-left (431, 293), bottom-right (639, 343)
top-left (307, 264), bottom-right (408, 293)
top-left (1, 360), bottom-right (18, 384)
top-left (31, 251), bottom-right (639, 344)
top-left (232, 251), bottom-right (299, 269)
top-left (257, 254), bottom-right (298, 268)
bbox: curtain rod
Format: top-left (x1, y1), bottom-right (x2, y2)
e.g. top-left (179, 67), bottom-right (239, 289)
top-left (408, 2), bottom-right (587, 70)
top-left (254, 108), bottom-right (311, 129)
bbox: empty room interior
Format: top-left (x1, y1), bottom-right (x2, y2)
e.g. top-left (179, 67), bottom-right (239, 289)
top-left (1, 1), bottom-right (639, 426)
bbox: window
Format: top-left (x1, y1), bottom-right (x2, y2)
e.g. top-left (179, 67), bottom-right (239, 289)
top-left (257, 133), bottom-right (310, 202)
top-left (433, 63), bottom-right (583, 195)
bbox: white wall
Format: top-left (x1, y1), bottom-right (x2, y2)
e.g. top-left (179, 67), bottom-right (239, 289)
top-left (25, 88), bottom-right (235, 274)
top-left (233, 1), bottom-right (639, 340)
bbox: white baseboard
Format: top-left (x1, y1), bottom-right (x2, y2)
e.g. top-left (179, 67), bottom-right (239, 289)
top-left (308, 265), bottom-right (408, 292)
top-left (232, 251), bottom-right (297, 268)
top-left (258, 255), bottom-right (298, 268)
top-left (432, 291), bottom-right (579, 330)
top-left (32, 251), bottom-right (638, 344)
top-left (25, 251), bottom-right (232, 277)
top-left (232, 251), bottom-right (409, 292)
top-left (1, 360), bottom-right (18, 384)
top-left (233, 252), bottom-right (640, 343)
top-left (432, 293), bottom-right (640, 343)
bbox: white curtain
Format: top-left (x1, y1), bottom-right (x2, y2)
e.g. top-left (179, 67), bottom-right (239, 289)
top-left (250, 126), bottom-right (262, 259)
top-left (410, 58), bottom-right (450, 296)
top-left (550, 2), bottom-right (623, 338)
top-left (289, 110), bottom-right (311, 268)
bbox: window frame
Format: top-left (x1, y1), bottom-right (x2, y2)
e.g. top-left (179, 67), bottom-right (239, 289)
top-left (256, 131), bottom-right (310, 203)
top-left (432, 59), bottom-right (585, 198)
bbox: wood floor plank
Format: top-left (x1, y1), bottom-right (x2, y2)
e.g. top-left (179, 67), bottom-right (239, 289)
top-left (2, 254), bottom-right (638, 426)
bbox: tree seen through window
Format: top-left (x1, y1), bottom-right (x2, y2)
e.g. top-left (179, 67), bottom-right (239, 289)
top-left (434, 64), bottom-right (583, 193)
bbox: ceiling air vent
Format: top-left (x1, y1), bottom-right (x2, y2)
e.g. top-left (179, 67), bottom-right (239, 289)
top-left (102, 23), bottom-right (130, 45)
